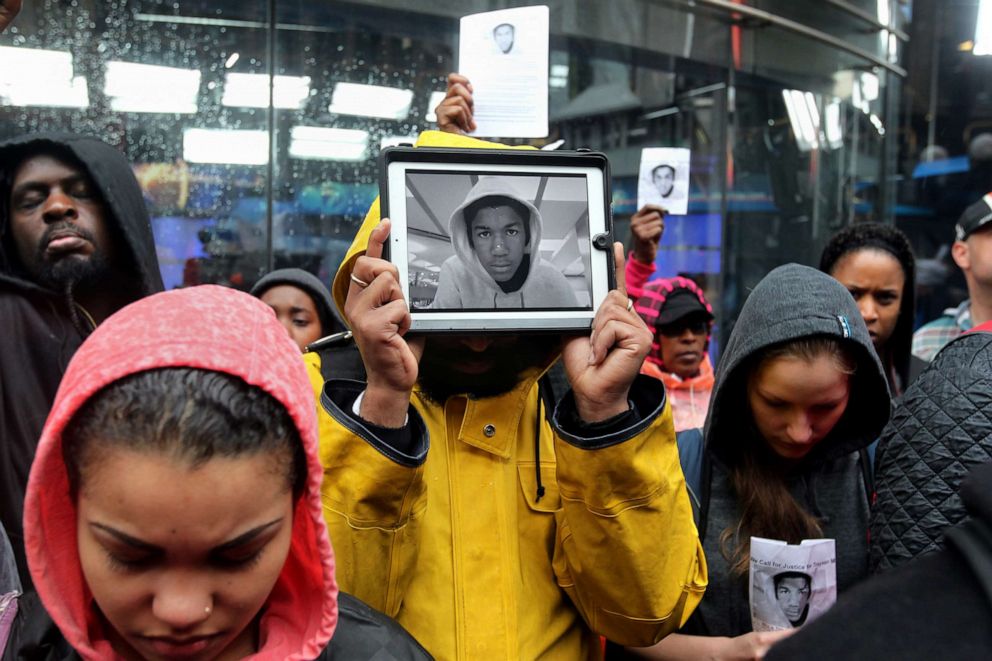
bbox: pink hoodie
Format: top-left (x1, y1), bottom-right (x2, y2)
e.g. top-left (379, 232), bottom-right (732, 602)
top-left (23, 285), bottom-right (338, 660)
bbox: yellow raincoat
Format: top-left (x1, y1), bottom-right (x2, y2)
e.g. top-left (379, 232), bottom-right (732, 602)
top-left (314, 131), bottom-right (706, 660)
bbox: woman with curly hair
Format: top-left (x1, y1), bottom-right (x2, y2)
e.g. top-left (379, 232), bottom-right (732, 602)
top-left (820, 223), bottom-right (921, 395)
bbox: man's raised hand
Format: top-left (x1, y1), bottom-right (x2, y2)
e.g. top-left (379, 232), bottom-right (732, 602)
top-left (344, 218), bottom-right (424, 427)
top-left (435, 73), bottom-right (476, 135)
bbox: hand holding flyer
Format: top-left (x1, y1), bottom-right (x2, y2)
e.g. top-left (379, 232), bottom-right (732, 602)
top-left (749, 537), bottom-right (837, 632)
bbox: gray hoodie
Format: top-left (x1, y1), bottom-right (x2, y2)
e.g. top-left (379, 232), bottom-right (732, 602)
top-left (687, 264), bottom-right (890, 637)
top-left (432, 177), bottom-right (578, 309)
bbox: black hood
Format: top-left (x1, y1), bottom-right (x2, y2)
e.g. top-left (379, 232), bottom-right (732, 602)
top-left (250, 267), bottom-right (346, 335)
top-left (0, 132), bottom-right (163, 299)
top-left (705, 263), bottom-right (890, 467)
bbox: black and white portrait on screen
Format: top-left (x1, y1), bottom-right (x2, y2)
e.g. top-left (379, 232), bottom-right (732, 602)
top-left (402, 172), bottom-right (592, 311)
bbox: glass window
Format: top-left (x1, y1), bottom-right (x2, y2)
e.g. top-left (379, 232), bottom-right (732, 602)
top-left (1, 0), bottom-right (904, 353)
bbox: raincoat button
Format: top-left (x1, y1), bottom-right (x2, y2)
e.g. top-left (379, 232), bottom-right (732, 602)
top-left (483, 424), bottom-right (496, 437)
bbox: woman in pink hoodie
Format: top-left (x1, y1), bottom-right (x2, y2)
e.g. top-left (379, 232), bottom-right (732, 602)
top-left (8, 286), bottom-right (429, 660)
top-left (633, 277), bottom-right (716, 432)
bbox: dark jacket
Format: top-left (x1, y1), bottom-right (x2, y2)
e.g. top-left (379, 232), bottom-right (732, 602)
top-left (683, 264), bottom-right (890, 637)
top-left (0, 133), bottom-right (162, 587)
top-left (1, 592), bottom-right (433, 661)
top-left (870, 330), bottom-right (992, 572)
top-left (766, 462), bottom-right (992, 660)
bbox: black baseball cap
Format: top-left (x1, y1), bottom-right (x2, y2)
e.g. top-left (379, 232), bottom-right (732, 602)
top-left (657, 290), bottom-right (714, 326)
top-left (955, 193), bottom-right (992, 241)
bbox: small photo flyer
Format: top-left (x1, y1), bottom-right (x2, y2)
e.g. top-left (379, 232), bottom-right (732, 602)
top-left (749, 537), bottom-right (837, 632)
top-left (636, 147), bottom-right (691, 215)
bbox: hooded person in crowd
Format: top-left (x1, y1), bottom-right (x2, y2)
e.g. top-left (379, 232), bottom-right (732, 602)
top-left (250, 267), bottom-right (366, 386)
top-left (765, 462), bottom-right (992, 661)
top-left (820, 222), bottom-right (922, 395)
top-left (0, 134), bottom-right (163, 587)
top-left (4, 285), bottom-right (430, 660)
top-left (250, 268), bottom-right (341, 352)
top-left (315, 129), bottom-right (707, 660)
top-left (634, 276), bottom-right (715, 432)
top-left (627, 265), bottom-right (890, 659)
top-left (432, 177), bottom-right (579, 309)
top-left (870, 322), bottom-right (992, 573)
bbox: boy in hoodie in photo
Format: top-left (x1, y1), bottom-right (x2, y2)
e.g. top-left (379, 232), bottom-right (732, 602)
top-left (5, 286), bottom-right (430, 660)
top-left (0, 133), bottom-right (163, 587)
top-left (315, 128), bottom-right (707, 660)
top-left (432, 177), bottom-right (580, 309)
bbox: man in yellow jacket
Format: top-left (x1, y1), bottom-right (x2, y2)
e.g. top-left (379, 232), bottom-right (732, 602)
top-left (313, 129), bottom-right (706, 660)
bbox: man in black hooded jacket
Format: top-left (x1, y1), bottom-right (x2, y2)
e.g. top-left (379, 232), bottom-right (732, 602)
top-left (0, 134), bottom-right (163, 586)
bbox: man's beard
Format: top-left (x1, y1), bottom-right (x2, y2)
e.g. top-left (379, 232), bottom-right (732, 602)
top-left (33, 223), bottom-right (112, 294)
top-left (417, 335), bottom-right (560, 404)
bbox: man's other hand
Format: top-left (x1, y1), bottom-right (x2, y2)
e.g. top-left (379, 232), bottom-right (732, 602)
top-left (562, 243), bottom-right (652, 423)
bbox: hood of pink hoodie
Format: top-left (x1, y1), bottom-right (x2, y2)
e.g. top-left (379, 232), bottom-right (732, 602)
top-left (23, 285), bottom-right (338, 660)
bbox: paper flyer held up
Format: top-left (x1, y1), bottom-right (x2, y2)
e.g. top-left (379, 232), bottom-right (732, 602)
top-left (637, 147), bottom-right (691, 215)
top-left (458, 6), bottom-right (549, 138)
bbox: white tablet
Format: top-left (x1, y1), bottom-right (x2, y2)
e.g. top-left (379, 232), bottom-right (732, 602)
top-left (380, 146), bottom-right (615, 333)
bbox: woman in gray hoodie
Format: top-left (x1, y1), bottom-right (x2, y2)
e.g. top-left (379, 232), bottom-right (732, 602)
top-left (627, 264), bottom-right (891, 659)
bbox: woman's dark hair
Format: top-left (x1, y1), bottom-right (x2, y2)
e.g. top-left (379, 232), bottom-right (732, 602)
top-left (819, 223), bottom-right (916, 391)
top-left (63, 368), bottom-right (307, 496)
top-left (720, 336), bottom-right (857, 577)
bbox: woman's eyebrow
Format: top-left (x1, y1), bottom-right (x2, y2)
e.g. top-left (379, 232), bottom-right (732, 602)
top-left (90, 523), bottom-right (160, 552)
top-left (90, 518), bottom-right (284, 553)
top-left (213, 518), bottom-right (284, 552)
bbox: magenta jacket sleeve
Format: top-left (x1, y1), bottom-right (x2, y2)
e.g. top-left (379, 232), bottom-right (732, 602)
top-left (625, 253), bottom-right (656, 301)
